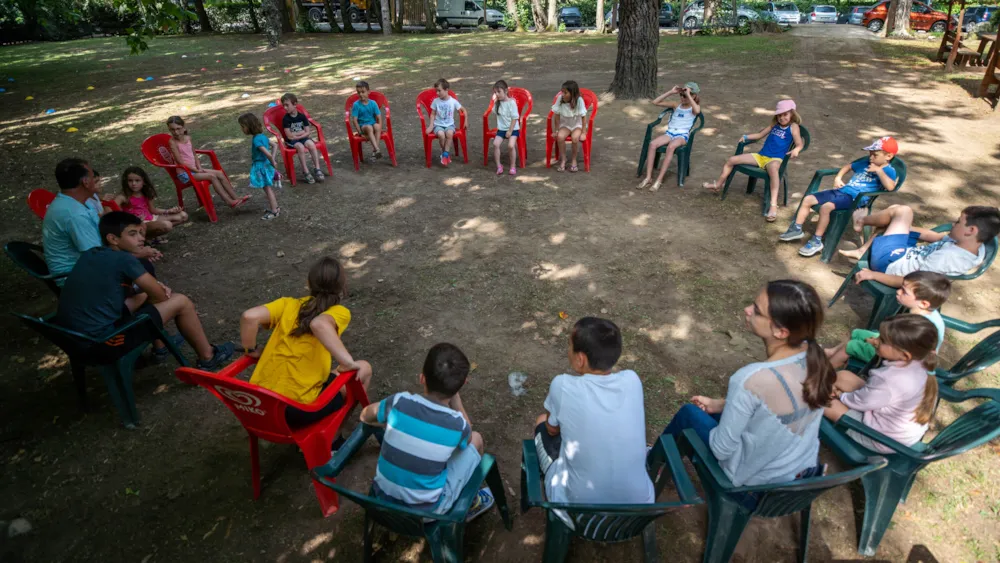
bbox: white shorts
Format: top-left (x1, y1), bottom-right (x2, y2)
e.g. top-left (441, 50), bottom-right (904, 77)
top-left (432, 446), bottom-right (482, 514)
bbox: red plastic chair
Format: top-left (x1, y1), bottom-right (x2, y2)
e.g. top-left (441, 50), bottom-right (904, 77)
top-left (416, 89), bottom-right (469, 168)
top-left (545, 88), bottom-right (599, 172)
top-left (344, 91), bottom-right (398, 171)
top-left (28, 189), bottom-right (120, 219)
top-left (263, 103), bottom-right (334, 186)
top-left (482, 87), bottom-right (533, 168)
top-left (140, 134), bottom-right (225, 223)
top-left (175, 355), bottom-right (370, 517)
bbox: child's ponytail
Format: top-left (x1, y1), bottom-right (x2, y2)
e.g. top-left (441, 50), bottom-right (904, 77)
top-left (915, 374), bottom-right (938, 425)
top-left (878, 314), bottom-right (940, 425)
top-left (292, 257), bottom-right (347, 337)
top-left (765, 279), bottom-right (835, 410)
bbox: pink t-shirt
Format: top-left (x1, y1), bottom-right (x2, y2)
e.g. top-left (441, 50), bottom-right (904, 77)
top-left (123, 195), bottom-right (154, 221)
top-left (839, 360), bottom-right (930, 450)
top-left (175, 138), bottom-right (196, 168)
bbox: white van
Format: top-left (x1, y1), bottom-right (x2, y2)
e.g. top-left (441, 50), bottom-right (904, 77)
top-left (436, 0), bottom-right (487, 28)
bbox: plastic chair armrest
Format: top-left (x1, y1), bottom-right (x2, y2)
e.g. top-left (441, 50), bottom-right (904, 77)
top-left (521, 440), bottom-right (545, 508)
top-left (938, 385), bottom-right (1000, 403)
top-left (283, 369), bottom-right (360, 413)
top-left (95, 314), bottom-right (156, 343)
top-left (734, 137), bottom-right (757, 156)
top-left (942, 315), bottom-right (1000, 333)
top-left (833, 414), bottom-right (924, 461)
top-left (318, 423), bottom-right (381, 478)
top-left (680, 429), bottom-right (736, 490)
top-left (650, 434), bottom-right (700, 504)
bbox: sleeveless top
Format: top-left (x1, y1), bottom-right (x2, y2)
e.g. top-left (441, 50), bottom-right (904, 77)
top-left (759, 124), bottom-right (794, 159)
top-left (175, 138), bottom-right (197, 168)
top-left (666, 106), bottom-right (697, 135)
top-left (123, 195), bottom-right (154, 221)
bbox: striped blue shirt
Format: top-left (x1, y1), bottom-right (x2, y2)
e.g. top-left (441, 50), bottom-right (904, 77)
top-left (373, 392), bottom-right (470, 508)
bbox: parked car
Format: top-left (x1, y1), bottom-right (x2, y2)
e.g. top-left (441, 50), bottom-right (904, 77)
top-left (862, 1), bottom-right (953, 32)
top-left (436, 0), bottom-right (488, 27)
top-left (682, 0), bottom-right (759, 28)
top-left (485, 8), bottom-right (504, 28)
top-left (962, 6), bottom-right (997, 32)
top-left (763, 2), bottom-right (802, 25)
top-left (557, 6), bottom-right (583, 27)
top-left (303, 0), bottom-right (369, 23)
top-left (808, 5), bottom-right (838, 23)
top-left (848, 5), bottom-right (873, 25)
top-left (605, 3), bottom-right (676, 27)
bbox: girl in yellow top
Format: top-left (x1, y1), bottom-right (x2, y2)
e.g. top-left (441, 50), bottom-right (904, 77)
top-left (240, 256), bottom-right (373, 431)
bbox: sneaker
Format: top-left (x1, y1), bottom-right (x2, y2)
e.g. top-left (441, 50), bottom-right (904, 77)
top-left (151, 333), bottom-right (186, 364)
top-left (509, 167), bottom-right (516, 176)
top-left (779, 224), bottom-right (805, 242)
top-left (798, 237), bottom-right (825, 257)
top-left (314, 168), bottom-right (325, 182)
top-left (440, 153), bottom-right (448, 166)
top-left (197, 342), bottom-right (235, 370)
top-left (261, 208), bottom-right (280, 220)
top-left (305, 173), bottom-right (316, 185)
top-left (465, 486), bottom-right (495, 522)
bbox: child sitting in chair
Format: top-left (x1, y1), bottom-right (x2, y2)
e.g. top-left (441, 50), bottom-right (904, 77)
top-left (360, 343), bottom-right (494, 520)
top-left (780, 136), bottom-right (899, 258)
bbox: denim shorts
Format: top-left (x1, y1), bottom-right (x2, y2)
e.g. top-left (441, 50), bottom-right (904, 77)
top-left (664, 130), bottom-right (690, 143)
top-left (812, 188), bottom-right (856, 211)
top-left (433, 126), bottom-right (455, 135)
top-left (870, 231), bottom-right (920, 273)
top-left (496, 129), bottom-right (520, 139)
top-left (176, 170), bottom-right (190, 185)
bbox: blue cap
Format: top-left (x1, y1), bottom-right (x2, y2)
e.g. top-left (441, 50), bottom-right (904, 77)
top-left (45, 109), bottom-right (55, 114)
top-left (267, 102), bottom-right (277, 107)
top-left (145, 76), bottom-right (154, 81)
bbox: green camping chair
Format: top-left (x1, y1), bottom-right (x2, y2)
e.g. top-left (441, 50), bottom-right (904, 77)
top-left (5, 241), bottom-right (66, 296)
top-left (681, 428), bottom-right (887, 563)
top-left (635, 109), bottom-right (705, 187)
top-left (827, 224), bottom-right (999, 330)
top-left (792, 156), bottom-right (908, 263)
top-left (519, 434), bottom-right (703, 563)
top-left (14, 312), bottom-right (187, 428)
top-left (312, 424), bottom-right (512, 563)
top-left (935, 315), bottom-right (1000, 387)
top-left (821, 393), bottom-right (1000, 556)
top-left (720, 126), bottom-right (811, 216)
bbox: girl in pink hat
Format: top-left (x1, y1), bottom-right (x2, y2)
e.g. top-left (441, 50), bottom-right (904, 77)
top-left (704, 99), bottom-right (804, 222)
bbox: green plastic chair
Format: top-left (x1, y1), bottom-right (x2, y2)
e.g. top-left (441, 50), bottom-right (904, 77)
top-left (792, 156), bottom-right (908, 263)
top-left (634, 109), bottom-right (706, 187)
top-left (720, 125), bottom-right (811, 216)
top-left (14, 312), bottom-right (187, 428)
top-left (828, 224), bottom-right (999, 330)
top-left (5, 241), bottom-right (66, 296)
top-left (935, 315), bottom-right (1000, 387)
top-left (820, 393), bottom-right (1000, 556)
top-left (680, 428), bottom-right (887, 563)
top-left (312, 423), bottom-right (512, 563)
top-left (519, 434), bottom-right (703, 563)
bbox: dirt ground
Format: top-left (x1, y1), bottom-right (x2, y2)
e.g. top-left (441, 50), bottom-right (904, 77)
top-left (1, 25), bottom-right (999, 563)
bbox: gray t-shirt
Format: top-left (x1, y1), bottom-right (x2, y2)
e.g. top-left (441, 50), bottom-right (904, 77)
top-left (56, 247), bottom-right (148, 337)
top-left (885, 237), bottom-right (984, 277)
top-left (543, 370), bottom-right (654, 506)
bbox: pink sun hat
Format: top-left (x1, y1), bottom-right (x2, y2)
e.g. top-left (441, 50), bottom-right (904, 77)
top-left (774, 99), bottom-right (797, 115)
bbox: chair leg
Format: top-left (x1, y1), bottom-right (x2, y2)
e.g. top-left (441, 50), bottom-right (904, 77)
top-left (249, 434), bottom-right (262, 500)
top-left (866, 291), bottom-right (903, 331)
top-left (545, 136), bottom-right (553, 168)
top-left (746, 176), bottom-right (758, 196)
top-left (760, 179), bottom-right (770, 216)
top-left (720, 170), bottom-right (737, 200)
top-left (352, 141), bottom-right (361, 171)
top-left (798, 506), bottom-right (811, 563)
top-left (542, 511), bottom-right (574, 563)
top-left (424, 138), bottom-right (433, 168)
top-left (583, 141), bottom-right (590, 172)
top-left (782, 176), bottom-right (788, 207)
top-left (363, 513), bottom-right (377, 563)
top-left (642, 524), bottom-right (658, 563)
top-left (483, 134), bottom-right (490, 166)
top-left (828, 263), bottom-right (861, 307)
top-left (427, 523), bottom-right (464, 563)
top-left (285, 154), bottom-right (297, 186)
top-left (821, 212), bottom-right (850, 264)
top-left (71, 359), bottom-right (88, 411)
top-left (460, 134), bottom-right (469, 163)
top-left (701, 495), bottom-right (753, 563)
top-left (857, 468), bottom-right (912, 557)
top-left (485, 461), bottom-right (513, 530)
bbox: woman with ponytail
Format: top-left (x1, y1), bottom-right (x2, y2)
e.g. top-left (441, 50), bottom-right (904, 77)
top-left (826, 314), bottom-right (939, 454)
top-left (240, 256), bottom-right (373, 433)
top-left (661, 279), bottom-right (835, 487)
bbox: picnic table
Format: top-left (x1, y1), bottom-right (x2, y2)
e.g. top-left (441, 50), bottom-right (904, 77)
top-left (977, 32), bottom-right (998, 67)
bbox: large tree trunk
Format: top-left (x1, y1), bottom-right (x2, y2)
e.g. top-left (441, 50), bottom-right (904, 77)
top-left (507, 0), bottom-right (524, 30)
top-left (530, 0), bottom-right (547, 29)
top-left (703, 0), bottom-right (715, 25)
top-left (424, 0), bottom-right (436, 30)
top-left (248, 0), bottom-right (262, 32)
top-left (323, 0), bottom-right (342, 30)
top-left (280, 0), bottom-right (294, 31)
top-left (342, 0), bottom-right (356, 32)
top-left (365, 2), bottom-right (373, 30)
top-left (546, 0), bottom-right (557, 30)
top-left (263, 0), bottom-right (284, 45)
top-left (380, 0), bottom-right (391, 33)
top-left (194, 0), bottom-right (214, 31)
top-left (596, 0), bottom-right (606, 32)
top-left (609, 0), bottom-right (658, 99)
top-left (610, 1), bottom-right (618, 31)
top-left (886, 0), bottom-right (912, 36)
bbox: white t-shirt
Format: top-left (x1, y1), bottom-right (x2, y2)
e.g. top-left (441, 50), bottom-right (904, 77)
top-left (431, 96), bottom-right (462, 129)
top-left (885, 237), bottom-right (985, 277)
top-left (495, 98), bottom-right (520, 132)
top-left (550, 97), bottom-right (588, 131)
top-left (542, 370), bottom-right (654, 506)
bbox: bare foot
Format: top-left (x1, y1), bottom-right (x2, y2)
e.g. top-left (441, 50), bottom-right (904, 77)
top-left (839, 248), bottom-right (864, 260)
top-left (852, 208), bottom-right (868, 232)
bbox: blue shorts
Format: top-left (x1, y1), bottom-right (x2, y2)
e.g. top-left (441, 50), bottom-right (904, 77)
top-left (664, 131), bottom-right (690, 143)
top-left (812, 189), bottom-right (856, 211)
top-left (285, 138), bottom-right (310, 149)
top-left (496, 129), bottom-right (520, 139)
top-left (433, 125), bottom-right (455, 135)
top-left (870, 231), bottom-right (920, 273)
top-left (176, 170), bottom-right (190, 185)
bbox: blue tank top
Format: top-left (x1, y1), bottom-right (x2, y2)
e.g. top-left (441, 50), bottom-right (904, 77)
top-left (759, 124), bottom-right (794, 159)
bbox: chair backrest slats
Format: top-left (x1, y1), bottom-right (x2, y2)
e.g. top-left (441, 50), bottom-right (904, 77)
top-left (926, 402), bottom-right (1000, 457)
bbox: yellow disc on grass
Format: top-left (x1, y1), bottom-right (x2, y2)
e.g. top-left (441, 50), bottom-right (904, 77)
top-left (66, 127), bottom-right (79, 132)
top-left (87, 86), bottom-right (95, 90)
top-left (25, 95), bottom-right (33, 100)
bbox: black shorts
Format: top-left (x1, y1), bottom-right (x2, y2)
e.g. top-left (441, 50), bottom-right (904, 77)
top-left (285, 378), bottom-right (346, 428)
top-left (84, 303), bottom-right (164, 365)
top-left (534, 422), bottom-right (561, 475)
top-left (286, 138), bottom-right (310, 149)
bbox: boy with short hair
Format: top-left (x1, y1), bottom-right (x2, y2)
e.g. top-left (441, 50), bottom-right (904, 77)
top-left (56, 211), bottom-right (234, 369)
top-left (532, 317), bottom-right (654, 510)
top-left (847, 204), bottom-right (1000, 288)
top-left (350, 81), bottom-right (383, 163)
top-left (280, 93), bottom-right (325, 184)
top-left (826, 271), bottom-right (951, 368)
top-left (781, 136), bottom-right (900, 257)
top-left (360, 343), bottom-right (494, 519)
top-left (424, 78), bottom-right (466, 167)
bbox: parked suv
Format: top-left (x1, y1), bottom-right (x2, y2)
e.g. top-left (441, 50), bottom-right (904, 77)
top-left (606, 3), bottom-right (676, 27)
top-left (682, 0), bottom-right (759, 28)
top-left (808, 5), bottom-right (838, 23)
top-left (962, 6), bottom-right (997, 32)
top-left (763, 2), bottom-right (802, 25)
top-left (862, 1), bottom-right (952, 32)
top-left (557, 6), bottom-right (583, 27)
top-left (848, 5), bottom-right (873, 25)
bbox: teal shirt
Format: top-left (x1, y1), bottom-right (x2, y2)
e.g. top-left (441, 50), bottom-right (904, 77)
top-left (351, 99), bottom-right (381, 127)
top-left (42, 193), bottom-right (102, 284)
top-left (251, 133), bottom-right (270, 163)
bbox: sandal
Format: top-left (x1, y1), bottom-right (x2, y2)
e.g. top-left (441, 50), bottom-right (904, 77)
top-left (509, 167), bottom-right (517, 176)
top-left (703, 181), bottom-right (720, 193)
top-left (649, 182), bottom-right (661, 193)
top-left (496, 165), bottom-right (504, 176)
top-left (557, 163), bottom-right (566, 172)
top-left (231, 195), bottom-right (251, 209)
top-left (765, 205), bottom-right (778, 222)
top-left (569, 164), bottom-right (579, 173)
top-left (636, 178), bottom-right (651, 190)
